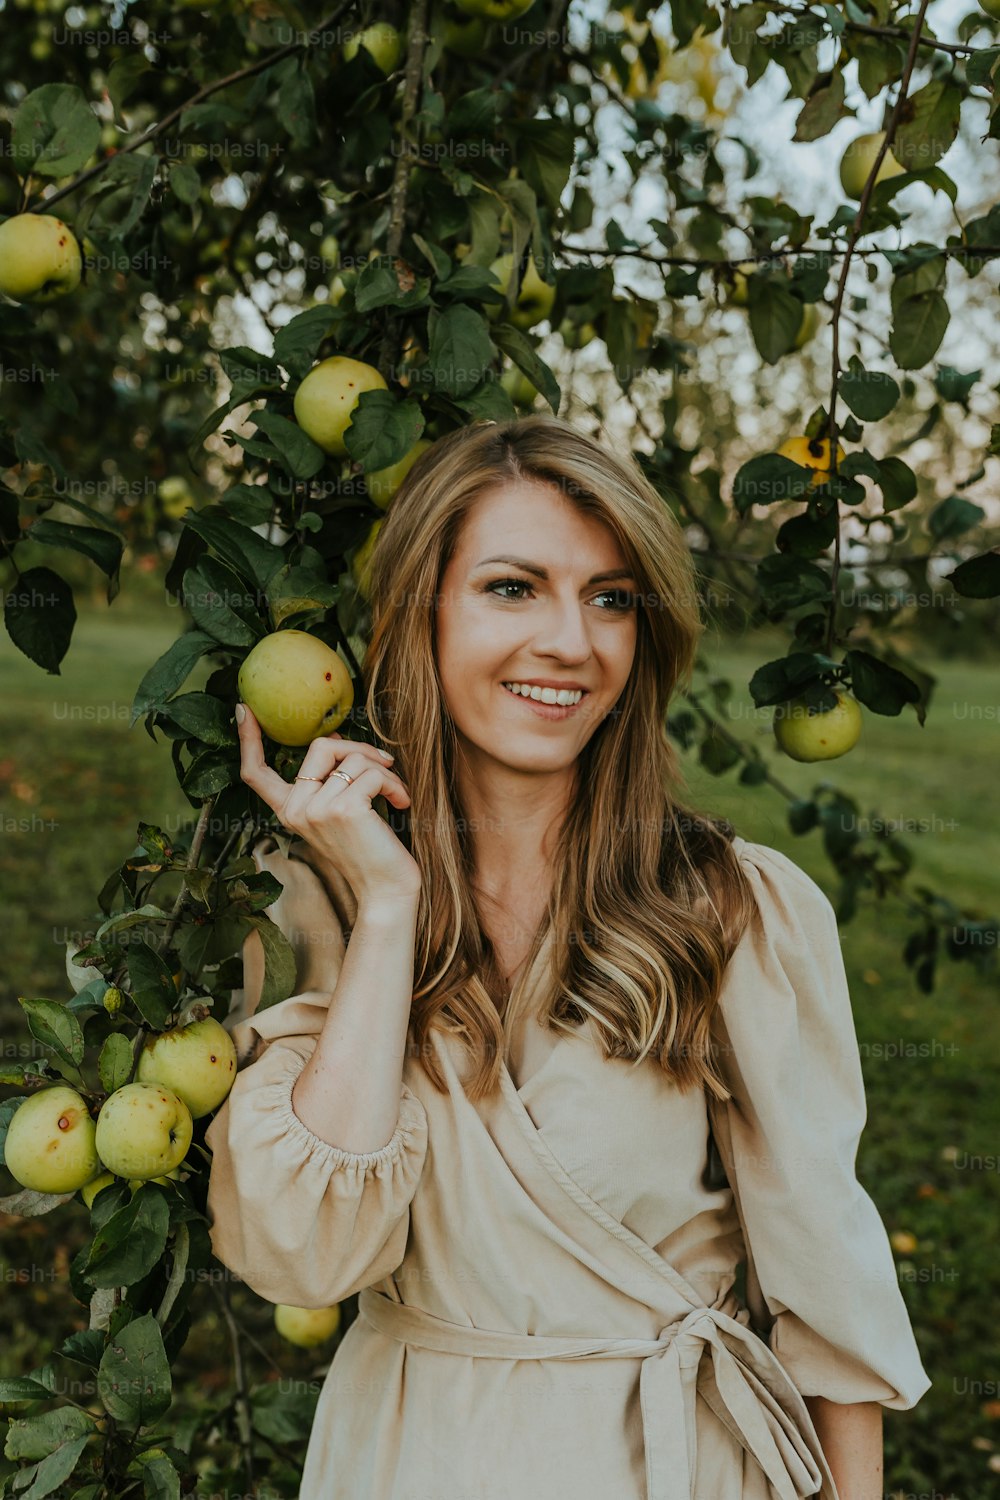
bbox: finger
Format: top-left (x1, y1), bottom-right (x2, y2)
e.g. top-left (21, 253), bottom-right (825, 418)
top-left (308, 762), bottom-right (410, 813)
top-left (235, 703), bottom-right (298, 811)
top-left (296, 733), bottom-right (394, 782)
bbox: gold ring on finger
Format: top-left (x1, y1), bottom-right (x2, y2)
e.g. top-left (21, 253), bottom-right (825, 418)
top-left (329, 770), bottom-right (354, 786)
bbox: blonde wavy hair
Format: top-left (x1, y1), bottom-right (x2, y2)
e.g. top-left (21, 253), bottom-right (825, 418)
top-left (362, 414), bottom-right (758, 1103)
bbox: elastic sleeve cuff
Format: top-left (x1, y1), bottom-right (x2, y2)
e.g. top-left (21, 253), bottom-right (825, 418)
top-left (270, 1044), bottom-right (428, 1178)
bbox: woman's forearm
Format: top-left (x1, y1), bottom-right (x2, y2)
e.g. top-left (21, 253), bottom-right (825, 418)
top-left (804, 1395), bottom-right (882, 1500)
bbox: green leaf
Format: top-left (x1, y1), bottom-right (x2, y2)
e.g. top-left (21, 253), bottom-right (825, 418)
top-left (947, 549), bottom-right (1000, 599)
top-left (427, 304), bottom-right (494, 397)
top-left (246, 914), bottom-right (297, 1011)
top-left (137, 1451), bottom-right (181, 1500)
top-left (746, 276), bottom-right (807, 364)
top-left (19, 998), bottom-right (85, 1070)
top-left (4, 565), bottom-right (76, 674)
top-left (272, 307), bottom-right (338, 383)
top-left (0, 1377), bottom-right (54, 1402)
top-left (4, 1407), bottom-right (97, 1462)
top-left (14, 1435), bottom-right (95, 1500)
top-left (252, 409), bottom-right (326, 480)
top-left (491, 326), bottom-right (561, 416)
top-left (107, 56), bottom-right (151, 119)
top-left (274, 55), bottom-right (316, 149)
top-left (843, 648), bottom-right (921, 716)
top-left (927, 495), bottom-right (985, 542)
top-left (220, 484), bottom-right (275, 527)
top-left (156, 691), bottom-right (236, 748)
top-left (181, 747), bottom-right (240, 799)
top-left (876, 456), bottom-right (918, 512)
top-left (27, 519), bottom-right (124, 582)
top-left (88, 153), bottom-right (158, 243)
top-left (731, 454), bottom-right (813, 514)
top-left (354, 256), bottom-right (432, 314)
top-left (85, 1196), bottom-right (172, 1293)
top-left (11, 85), bottom-right (101, 177)
top-left (168, 163), bottom-right (200, 205)
top-left (503, 119), bottom-right (575, 217)
top-left (933, 366), bottom-right (980, 405)
top-left (97, 1312), bottom-right (172, 1428)
top-left (343, 392), bottom-right (426, 472)
top-left (131, 631), bottom-right (217, 725)
top-left (181, 557), bottom-right (264, 648)
top-left (181, 506), bottom-right (285, 591)
top-left (98, 1033), bottom-right (134, 1095)
top-left (126, 941), bottom-right (178, 1030)
top-left (839, 359), bottom-right (900, 421)
top-left (792, 69), bottom-right (848, 142)
top-left (889, 291), bottom-right (949, 370)
top-left (749, 651), bottom-right (839, 709)
top-left (893, 78), bottom-right (962, 174)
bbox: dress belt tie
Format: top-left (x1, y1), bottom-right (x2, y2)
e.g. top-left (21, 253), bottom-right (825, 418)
top-left (358, 1287), bottom-right (828, 1500)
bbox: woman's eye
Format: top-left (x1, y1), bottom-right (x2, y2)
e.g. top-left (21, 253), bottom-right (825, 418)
top-left (484, 580), bottom-right (636, 610)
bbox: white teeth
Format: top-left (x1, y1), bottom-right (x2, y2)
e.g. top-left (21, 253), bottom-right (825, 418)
top-left (502, 682), bottom-right (584, 706)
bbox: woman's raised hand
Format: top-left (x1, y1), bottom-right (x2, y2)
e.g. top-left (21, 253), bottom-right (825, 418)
top-left (236, 703), bottom-right (422, 909)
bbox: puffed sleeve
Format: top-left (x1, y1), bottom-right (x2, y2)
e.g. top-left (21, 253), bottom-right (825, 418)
top-left (203, 835), bottom-right (429, 1308)
top-left (709, 836), bottom-right (932, 1409)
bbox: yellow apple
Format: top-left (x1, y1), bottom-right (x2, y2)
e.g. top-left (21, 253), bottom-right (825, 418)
top-left (293, 355), bottom-right (388, 457)
top-left (274, 1303), bottom-right (341, 1347)
top-left (0, 213), bottom-right (83, 304)
top-left (80, 1171), bottom-right (117, 1208)
top-left (136, 1017), bottom-right (237, 1119)
top-left (441, 11), bottom-right (489, 55)
top-left (486, 252), bottom-right (556, 330)
top-left (328, 273), bottom-right (349, 307)
top-left (4, 1087), bottom-right (101, 1194)
top-left (793, 301), bottom-right (821, 350)
top-left (366, 438), bottom-right (432, 509)
top-left (773, 690), bottom-right (863, 763)
top-left (777, 435), bottom-right (846, 487)
top-left (238, 629), bottom-right (355, 746)
top-left (351, 520), bottom-right (383, 603)
top-left (319, 234), bottom-right (340, 269)
top-left (94, 1083), bottom-right (193, 1181)
top-left (890, 1230), bottom-right (919, 1254)
top-left (343, 21), bottom-right (403, 75)
top-left (839, 131), bottom-right (906, 201)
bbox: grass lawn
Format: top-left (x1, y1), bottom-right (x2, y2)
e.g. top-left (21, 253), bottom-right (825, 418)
top-left (1, 591), bottom-right (997, 1494)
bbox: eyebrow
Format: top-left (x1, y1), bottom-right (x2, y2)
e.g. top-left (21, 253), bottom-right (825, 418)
top-left (473, 555), bottom-right (637, 584)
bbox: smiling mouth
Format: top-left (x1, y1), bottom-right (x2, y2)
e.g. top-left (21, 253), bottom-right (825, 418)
top-left (500, 682), bottom-right (590, 718)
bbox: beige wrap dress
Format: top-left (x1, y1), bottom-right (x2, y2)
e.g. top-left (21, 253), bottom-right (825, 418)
top-left (204, 834), bottom-right (931, 1499)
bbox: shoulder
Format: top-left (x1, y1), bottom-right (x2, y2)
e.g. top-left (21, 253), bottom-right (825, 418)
top-left (728, 835), bottom-right (839, 942)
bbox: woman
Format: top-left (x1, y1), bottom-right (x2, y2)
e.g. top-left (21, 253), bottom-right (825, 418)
top-left (206, 415), bottom-right (930, 1499)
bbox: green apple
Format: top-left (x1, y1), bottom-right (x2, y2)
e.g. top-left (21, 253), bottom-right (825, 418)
top-left (793, 301), bottom-right (821, 350)
top-left (501, 366), bottom-right (539, 407)
top-left (351, 520), bottom-right (383, 603)
top-left (4, 1087), bottom-right (101, 1194)
top-left (158, 475), bottom-right (194, 519)
top-left (136, 1017), bottom-right (237, 1119)
top-left (94, 1083), bottom-right (193, 1181)
top-left (343, 21), bottom-right (403, 74)
top-left (839, 131), bottom-right (905, 200)
top-left (80, 1170), bottom-right (117, 1208)
top-left (452, 0), bottom-right (534, 19)
top-left (773, 689), bottom-right (863, 762)
top-left (979, 0), bottom-right (1000, 17)
top-left (366, 438), bottom-right (433, 509)
top-left (486, 251), bottom-right (556, 330)
top-left (724, 260), bottom-right (760, 308)
top-left (127, 1167), bottom-right (184, 1192)
top-left (293, 355), bottom-right (388, 457)
top-left (274, 1303), bottom-right (341, 1347)
top-left (441, 11), bottom-right (489, 55)
top-left (239, 629), bottom-right (355, 746)
top-left (319, 233), bottom-right (340, 269)
top-left (0, 213), bottom-right (83, 304)
top-left (557, 315), bottom-right (598, 350)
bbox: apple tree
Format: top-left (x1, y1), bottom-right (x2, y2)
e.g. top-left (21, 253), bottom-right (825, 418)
top-left (1, 0), bottom-right (999, 1494)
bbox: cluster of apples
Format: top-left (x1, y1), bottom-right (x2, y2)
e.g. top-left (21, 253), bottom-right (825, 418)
top-left (3, 1017), bottom-right (236, 1202)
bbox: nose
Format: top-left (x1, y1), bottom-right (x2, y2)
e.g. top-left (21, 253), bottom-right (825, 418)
top-left (529, 597), bottom-right (594, 663)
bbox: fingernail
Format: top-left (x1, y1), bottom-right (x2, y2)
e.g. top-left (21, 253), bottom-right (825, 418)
top-left (235, 703), bottom-right (246, 724)
top-left (379, 748), bottom-right (394, 760)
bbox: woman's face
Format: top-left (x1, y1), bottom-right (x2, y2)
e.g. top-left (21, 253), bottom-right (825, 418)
top-left (435, 479), bottom-right (639, 774)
